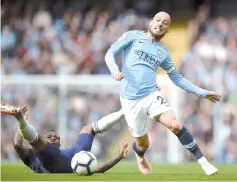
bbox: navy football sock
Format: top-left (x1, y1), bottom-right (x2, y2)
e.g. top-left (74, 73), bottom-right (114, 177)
top-left (132, 142), bottom-right (145, 157)
top-left (176, 126), bottom-right (203, 160)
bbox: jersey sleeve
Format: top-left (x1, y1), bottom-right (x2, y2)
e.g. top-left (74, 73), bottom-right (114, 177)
top-left (160, 54), bottom-right (208, 98)
top-left (105, 31), bottom-right (136, 75)
top-left (107, 31), bottom-right (135, 55)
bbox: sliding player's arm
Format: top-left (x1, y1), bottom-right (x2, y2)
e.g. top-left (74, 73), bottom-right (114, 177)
top-left (160, 55), bottom-right (221, 102)
top-left (13, 129), bottom-right (31, 159)
top-left (105, 31), bottom-right (134, 81)
top-left (13, 129), bottom-right (49, 173)
top-left (94, 142), bottom-right (128, 173)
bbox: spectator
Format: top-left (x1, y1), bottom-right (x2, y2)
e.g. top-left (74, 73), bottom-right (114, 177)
top-left (1, 0), bottom-right (236, 164)
top-left (1, 0), bottom-right (149, 75)
top-left (182, 5), bottom-right (237, 163)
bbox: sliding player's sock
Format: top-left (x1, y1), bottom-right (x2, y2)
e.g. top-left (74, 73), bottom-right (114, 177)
top-left (176, 126), bottom-right (203, 160)
top-left (92, 109), bottom-right (123, 133)
top-left (16, 113), bottom-right (28, 129)
top-left (16, 112), bottom-right (38, 143)
top-left (19, 124), bottom-right (38, 143)
top-left (1, 103), bottom-right (38, 143)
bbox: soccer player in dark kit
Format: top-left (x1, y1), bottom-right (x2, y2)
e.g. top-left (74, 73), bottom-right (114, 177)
top-left (1, 102), bottom-right (127, 174)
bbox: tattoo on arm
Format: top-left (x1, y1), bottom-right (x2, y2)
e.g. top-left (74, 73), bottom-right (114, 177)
top-left (94, 155), bottom-right (122, 173)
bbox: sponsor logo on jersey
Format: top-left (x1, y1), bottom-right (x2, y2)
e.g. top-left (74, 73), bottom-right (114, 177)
top-left (134, 50), bottom-right (161, 69)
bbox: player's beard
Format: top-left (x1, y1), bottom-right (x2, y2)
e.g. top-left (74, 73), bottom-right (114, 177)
top-left (148, 26), bottom-right (166, 41)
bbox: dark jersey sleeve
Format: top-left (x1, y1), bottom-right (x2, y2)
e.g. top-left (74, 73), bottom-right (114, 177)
top-left (19, 149), bottom-right (49, 173)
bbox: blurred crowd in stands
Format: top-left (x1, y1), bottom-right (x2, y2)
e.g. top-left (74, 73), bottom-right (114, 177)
top-left (181, 4), bottom-right (237, 163)
top-left (1, 0), bottom-right (150, 75)
top-left (1, 0), bottom-right (237, 163)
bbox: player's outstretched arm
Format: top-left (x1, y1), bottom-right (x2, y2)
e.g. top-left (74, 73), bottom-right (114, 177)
top-left (93, 142), bottom-right (128, 173)
top-left (169, 72), bottom-right (221, 102)
top-left (105, 31), bottom-right (134, 81)
top-left (161, 56), bottom-right (221, 102)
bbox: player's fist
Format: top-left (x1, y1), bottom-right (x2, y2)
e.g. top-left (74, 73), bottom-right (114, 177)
top-left (113, 72), bottom-right (124, 81)
top-left (205, 91), bottom-right (221, 103)
top-left (119, 142), bottom-right (128, 159)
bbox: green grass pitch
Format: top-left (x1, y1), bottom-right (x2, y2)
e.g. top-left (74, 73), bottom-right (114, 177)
top-left (1, 162), bottom-right (237, 181)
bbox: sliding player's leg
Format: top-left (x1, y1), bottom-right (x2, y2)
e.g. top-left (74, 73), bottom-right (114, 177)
top-left (120, 97), bottom-right (152, 175)
top-left (67, 109), bottom-right (124, 158)
top-left (92, 109), bottom-right (123, 133)
top-left (75, 109), bottom-right (123, 152)
top-left (1, 103), bottom-right (46, 150)
top-left (1, 103), bottom-right (59, 158)
top-left (75, 124), bottom-right (95, 152)
top-left (65, 124), bottom-right (96, 159)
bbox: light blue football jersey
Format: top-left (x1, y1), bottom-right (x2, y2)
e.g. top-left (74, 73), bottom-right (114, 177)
top-left (105, 30), bottom-right (208, 100)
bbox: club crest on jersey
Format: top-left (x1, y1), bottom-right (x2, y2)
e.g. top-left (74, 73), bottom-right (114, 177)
top-left (157, 49), bottom-right (163, 58)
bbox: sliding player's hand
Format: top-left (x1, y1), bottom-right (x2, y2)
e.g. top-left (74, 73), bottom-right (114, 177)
top-left (113, 72), bottom-right (124, 81)
top-left (118, 142), bottom-right (128, 159)
top-left (205, 91), bottom-right (221, 103)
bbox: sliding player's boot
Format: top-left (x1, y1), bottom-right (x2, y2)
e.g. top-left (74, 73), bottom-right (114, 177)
top-left (1, 101), bottom-right (27, 117)
top-left (1, 101), bottom-right (20, 115)
top-left (198, 157), bottom-right (218, 175)
top-left (135, 153), bottom-right (152, 175)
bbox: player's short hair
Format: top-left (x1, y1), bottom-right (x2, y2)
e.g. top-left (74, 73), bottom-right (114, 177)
top-left (44, 129), bottom-right (58, 135)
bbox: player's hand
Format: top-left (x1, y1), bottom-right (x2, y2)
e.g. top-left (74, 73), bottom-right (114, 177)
top-left (205, 91), bottom-right (221, 103)
top-left (118, 142), bottom-right (128, 159)
top-left (113, 72), bottom-right (124, 81)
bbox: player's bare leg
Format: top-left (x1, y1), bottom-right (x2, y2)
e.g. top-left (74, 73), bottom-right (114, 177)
top-left (132, 134), bottom-right (152, 174)
top-left (155, 110), bottom-right (218, 176)
top-left (80, 124), bottom-right (95, 135)
top-left (1, 102), bottom-right (48, 152)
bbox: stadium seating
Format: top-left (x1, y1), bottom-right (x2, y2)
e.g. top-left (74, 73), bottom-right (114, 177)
top-left (1, 0), bottom-right (236, 163)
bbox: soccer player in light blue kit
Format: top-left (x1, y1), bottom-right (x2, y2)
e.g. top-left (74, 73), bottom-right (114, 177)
top-left (105, 12), bottom-right (221, 175)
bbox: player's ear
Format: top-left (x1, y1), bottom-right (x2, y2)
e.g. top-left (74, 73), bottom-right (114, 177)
top-left (149, 20), bottom-right (152, 27)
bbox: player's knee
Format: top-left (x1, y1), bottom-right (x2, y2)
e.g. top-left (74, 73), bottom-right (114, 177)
top-left (32, 135), bottom-right (48, 152)
top-left (170, 121), bottom-right (182, 134)
top-left (80, 124), bottom-right (94, 135)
